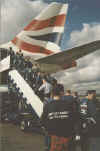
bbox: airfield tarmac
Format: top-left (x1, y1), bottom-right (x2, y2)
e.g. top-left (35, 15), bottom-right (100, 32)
top-left (0, 123), bottom-right (44, 151)
top-left (0, 122), bottom-right (83, 151)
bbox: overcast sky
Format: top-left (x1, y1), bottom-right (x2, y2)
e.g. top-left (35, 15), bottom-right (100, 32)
top-left (1, 0), bottom-right (100, 94)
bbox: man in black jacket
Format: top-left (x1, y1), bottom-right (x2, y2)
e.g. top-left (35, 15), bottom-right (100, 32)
top-left (41, 85), bottom-right (79, 151)
top-left (80, 90), bottom-right (100, 151)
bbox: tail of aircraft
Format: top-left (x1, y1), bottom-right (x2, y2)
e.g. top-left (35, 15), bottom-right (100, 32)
top-left (1, 3), bottom-right (68, 58)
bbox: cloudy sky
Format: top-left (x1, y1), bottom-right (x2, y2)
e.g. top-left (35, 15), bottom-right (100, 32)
top-left (1, 0), bottom-right (100, 94)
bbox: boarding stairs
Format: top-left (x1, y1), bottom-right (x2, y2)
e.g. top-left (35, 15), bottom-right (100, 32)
top-left (9, 70), bottom-right (43, 118)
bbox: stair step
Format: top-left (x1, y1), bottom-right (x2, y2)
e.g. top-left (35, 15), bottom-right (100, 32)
top-left (9, 70), bottom-right (43, 118)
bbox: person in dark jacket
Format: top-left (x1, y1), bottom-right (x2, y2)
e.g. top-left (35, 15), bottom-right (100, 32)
top-left (62, 90), bottom-right (73, 101)
top-left (80, 90), bottom-right (100, 151)
top-left (72, 91), bottom-right (80, 111)
top-left (41, 85), bottom-right (79, 151)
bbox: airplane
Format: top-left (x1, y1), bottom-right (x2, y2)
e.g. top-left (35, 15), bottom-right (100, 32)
top-left (0, 2), bottom-right (100, 73)
top-left (1, 2), bottom-right (100, 127)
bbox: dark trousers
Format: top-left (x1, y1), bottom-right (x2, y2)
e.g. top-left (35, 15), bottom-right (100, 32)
top-left (80, 135), bottom-right (88, 151)
top-left (68, 138), bottom-right (81, 151)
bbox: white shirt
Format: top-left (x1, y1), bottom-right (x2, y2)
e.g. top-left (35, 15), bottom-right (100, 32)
top-left (39, 82), bottom-right (52, 94)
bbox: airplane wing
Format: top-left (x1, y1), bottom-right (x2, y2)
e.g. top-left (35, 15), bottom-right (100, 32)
top-left (36, 40), bottom-right (100, 73)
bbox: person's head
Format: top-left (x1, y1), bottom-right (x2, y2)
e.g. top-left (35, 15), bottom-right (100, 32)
top-left (27, 57), bottom-right (30, 61)
top-left (92, 90), bottom-right (96, 98)
top-left (57, 84), bottom-right (64, 96)
top-left (9, 47), bottom-right (12, 50)
top-left (19, 49), bottom-right (22, 53)
top-left (72, 91), bottom-right (78, 97)
top-left (52, 85), bottom-right (62, 99)
top-left (87, 90), bottom-right (95, 100)
top-left (16, 51), bottom-right (19, 55)
top-left (52, 78), bottom-right (57, 86)
top-left (35, 63), bottom-right (38, 66)
top-left (65, 90), bottom-right (71, 96)
top-left (42, 78), bottom-right (47, 84)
